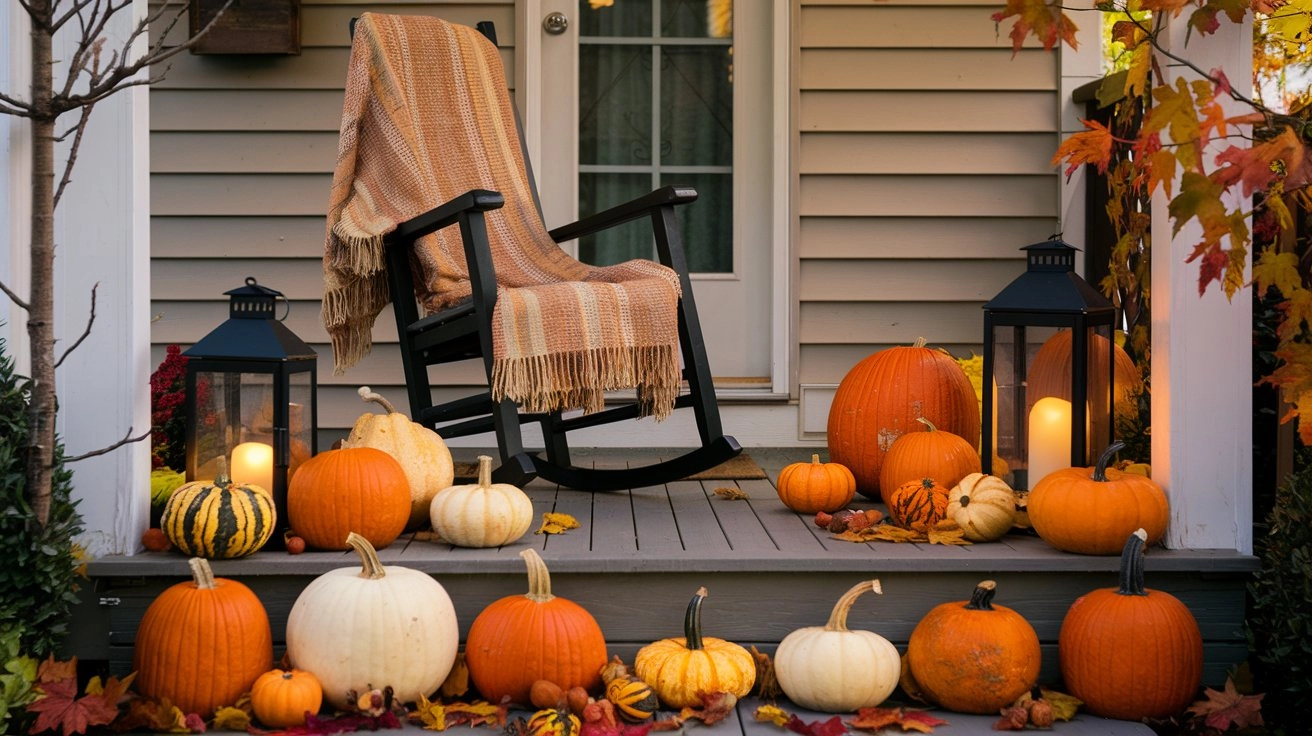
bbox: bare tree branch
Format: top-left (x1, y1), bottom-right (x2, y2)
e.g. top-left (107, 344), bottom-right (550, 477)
top-left (63, 426), bottom-right (152, 464)
top-left (54, 282), bottom-right (97, 368)
top-left (52, 105), bottom-right (93, 210)
top-left (0, 279), bottom-right (31, 311)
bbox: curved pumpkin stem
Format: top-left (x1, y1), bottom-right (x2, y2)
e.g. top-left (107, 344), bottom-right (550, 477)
top-left (187, 557), bottom-right (218, 590)
top-left (912, 337), bottom-right (928, 349)
top-left (1090, 441), bottom-right (1126, 482)
top-left (809, 453), bottom-right (821, 464)
top-left (1116, 528), bottom-right (1150, 597)
top-left (476, 455), bottom-right (494, 488)
top-left (684, 587), bottom-right (709, 650)
top-left (345, 531), bottom-right (387, 580)
top-left (915, 416), bottom-right (939, 432)
top-left (825, 579), bottom-right (881, 632)
top-left (521, 549), bottom-right (556, 603)
top-left (963, 579), bottom-right (997, 610)
top-left (357, 385), bottom-right (399, 415)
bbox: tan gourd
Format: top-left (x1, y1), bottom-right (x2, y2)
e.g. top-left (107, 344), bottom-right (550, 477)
top-left (342, 386), bottom-right (454, 529)
top-left (429, 455), bottom-right (534, 548)
top-left (945, 473), bottom-right (1017, 542)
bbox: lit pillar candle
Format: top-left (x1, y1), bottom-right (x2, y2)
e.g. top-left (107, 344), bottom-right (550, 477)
top-left (230, 441), bottom-right (274, 494)
top-left (1027, 397), bottom-right (1072, 488)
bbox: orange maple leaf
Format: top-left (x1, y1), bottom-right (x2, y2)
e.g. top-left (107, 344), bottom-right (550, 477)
top-left (991, 0), bottom-right (1079, 55)
top-left (1053, 119), bottom-right (1116, 176)
top-left (27, 678), bottom-right (121, 736)
top-left (1138, 0), bottom-right (1197, 17)
top-left (1212, 127), bottom-right (1305, 197)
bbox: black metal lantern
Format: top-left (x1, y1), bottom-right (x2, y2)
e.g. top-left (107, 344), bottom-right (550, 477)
top-left (982, 239), bottom-right (1116, 490)
top-left (183, 277), bottom-right (317, 538)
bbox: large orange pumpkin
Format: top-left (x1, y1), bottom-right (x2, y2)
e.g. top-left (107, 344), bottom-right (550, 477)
top-left (1027, 329), bottom-right (1143, 421)
top-left (1059, 529), bottom-right (1203, 720)
top-left (464, 549), bottom-right (608, 706)
top-left (878, 417), bottom-right (982, 503)
top-left (828, 338), bottom-right (980, 499)
top-left (133, 558), bottom-right (273, 718)
top-left (905, 580), bottom-right (1040, 714)
top-left (1028, 442), bottom-right (1169, 555)
top-left (286, 447), bottom-right (411, 550)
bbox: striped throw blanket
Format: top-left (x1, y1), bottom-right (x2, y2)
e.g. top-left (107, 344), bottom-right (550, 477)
top-left (322, 13), bottom-right (683, 419)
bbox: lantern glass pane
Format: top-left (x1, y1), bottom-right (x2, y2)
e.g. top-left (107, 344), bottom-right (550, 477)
top-left (189, 369), bottom-right (272, 481)
top-left (1087, 324), bottom-right (1115, 461)
top-left (287, 371), bottom-right (314, 482)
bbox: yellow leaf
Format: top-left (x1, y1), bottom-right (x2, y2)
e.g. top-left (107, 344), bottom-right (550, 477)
top-left (536, 512), bottom-right (580, 535)
top-left (212, 706), bottom-right (252, 731)
top-left (834, 525), bottom-right (923, 543)
top-left (415, 693), bottom-right (448, 731)
top-left (927, 522), bottom-right (972, 546)
top-left (714, 486), bottom-right (750, 500)
top-left (754, 705), bottom-right (791, 727)
top-left (440, 653), bottom-right (469, 699)
top-left (1039, 688), bottom-right (1083, 721)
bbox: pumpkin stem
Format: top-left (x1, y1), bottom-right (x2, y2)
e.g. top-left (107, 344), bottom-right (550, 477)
top-left (521, 549), bottom-right (556, 603)
top-left (1091, 441), bottom-right (1126, 482)
top-left (809, 453), bottom-right (821, 464)
top-left (963, 580), bottom-right (997, 610)
top-left (684, 587), bottom-right (708, 651)
top-left (345, 531), bottom-right (387, 580)
top-left (187, 557), bottom-right (218, 590)
top-left (357, 385), bottom-right (399, 414)
top-left (915, 417), bottom-right (939, 432)
top-left (1116, 528), bottom-right (1150, 597)
top-left (825, 579), bottom-right (881, 632)
top-left (477, 455), bottom-right (494, 488)
top-left (215, 456), bottom-right (231, 487)
top-left (912, 337), bottom-right (928, 348)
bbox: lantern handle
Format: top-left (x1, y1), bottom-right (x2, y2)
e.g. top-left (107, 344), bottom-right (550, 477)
top-left (242, 276), bottom-right (291, 321)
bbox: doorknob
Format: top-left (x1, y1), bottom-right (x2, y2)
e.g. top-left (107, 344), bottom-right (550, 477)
top-left (542, 11), bottom-right (569, 35)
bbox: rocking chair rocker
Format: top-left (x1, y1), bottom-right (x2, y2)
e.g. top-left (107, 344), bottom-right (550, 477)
top-left (327, 14), bottom-right (740, 490)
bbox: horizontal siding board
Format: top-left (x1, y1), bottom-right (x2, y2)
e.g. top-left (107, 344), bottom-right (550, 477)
top-left (800, 6), bottom-right (1025, 49)
top-left (798, 259), bottom-right (1022, 301)
top-left (800, 49), bottom-right (1055, 91)
top-left (300, 5), bottom-right (516, 47)
top-left (147, 342), bottom-right (479, 386)
top-left (799, 174), bottom-right (1058, 217)
top-left (799, 302), bottom-right (984, 345)
top-left (152, 90), bottom-right (345, 132)
top-left (154, 47), bottom-right (515, 89)
top-left (150, 299), bottom-right (362, 343)
top-left (152, 217), bottom-right (327, 258)
top-left (153, 259), bottom-right (326, 298)
top-left (152, 174), bottom-right (328, 216)
top-left (798, 217), bottom-right (1053, 259)
top-left (799, 91), bottom-right (1056, 132)
top-left (800, 132), bottom-right (1058, 175)
top-left (152, 132), bottom-right (339, 173)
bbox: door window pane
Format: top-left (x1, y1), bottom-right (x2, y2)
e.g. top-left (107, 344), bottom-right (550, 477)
top-left (580, 45), bottom-right (653, 167)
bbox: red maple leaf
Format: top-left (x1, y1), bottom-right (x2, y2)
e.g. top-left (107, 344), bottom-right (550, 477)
top-left (1187, 679), bottom-right (1265, 731)
top-left (26, 678), bottom-right (121, 736)
top-left (850, 706), bottom-right (947, 733)
top-left (786, 714), bottom-right (847, 736)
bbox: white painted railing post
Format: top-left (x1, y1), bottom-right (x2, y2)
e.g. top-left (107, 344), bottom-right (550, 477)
top-left (1150, 16), bottom-right (1253, 553)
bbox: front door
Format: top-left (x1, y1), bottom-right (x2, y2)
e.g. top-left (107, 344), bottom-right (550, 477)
top-left (528, 0), bottom-right (774, 389)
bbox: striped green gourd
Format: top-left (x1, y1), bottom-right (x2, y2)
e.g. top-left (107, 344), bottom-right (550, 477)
top-left (162, 472), bottom-right (276, 558)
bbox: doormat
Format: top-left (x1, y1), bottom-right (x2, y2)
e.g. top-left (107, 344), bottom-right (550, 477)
top-left (450, 453), bottom-right (768, 482)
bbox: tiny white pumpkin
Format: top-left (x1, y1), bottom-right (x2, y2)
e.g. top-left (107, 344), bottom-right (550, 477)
top-left (773, 580), bottom-right (900, 712)
top-left (342, 386), bottom-right (454, 529)
top-left (429, 455), bottom-right (534, 548)
top-left (285, 532), bottom-right (459, 709)
top-left (946, 473), bottom-right (1017, 542)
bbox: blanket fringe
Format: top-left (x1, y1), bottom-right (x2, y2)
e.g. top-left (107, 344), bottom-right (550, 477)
top-left (492, 344), bottom-right (681, 420)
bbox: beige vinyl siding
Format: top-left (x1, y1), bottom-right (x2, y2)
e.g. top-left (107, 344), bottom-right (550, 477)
top-left (149, 1), bottom-right (514, 433)
top-left (795, 0), bottom-right (1060, 386)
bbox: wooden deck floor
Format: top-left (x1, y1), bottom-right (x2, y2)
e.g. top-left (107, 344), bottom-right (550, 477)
top-left (79, 449), bottom-right (1252, 736)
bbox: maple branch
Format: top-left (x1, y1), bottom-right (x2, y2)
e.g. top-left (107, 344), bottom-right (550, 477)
top-left (54, 283), bottom-right (97, 369)
top-left (63, 426), bottom-right (152, 464)
top-left (52, 106), bottom-right (94, 211)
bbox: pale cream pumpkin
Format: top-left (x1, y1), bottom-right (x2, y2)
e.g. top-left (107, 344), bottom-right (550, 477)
top-left (946, 473), bottom-right (1017, 542)
top-left (285, 532), bottom-right (459, 709)
top-left (342, 386), bottom-right (454, 529)
top-left (429, 455), bottom-right (534, 548)
top-left (774, 580), bottom-right (900, 712)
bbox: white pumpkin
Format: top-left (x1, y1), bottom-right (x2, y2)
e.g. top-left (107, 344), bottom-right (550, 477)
top-left (342, 386), bottom-right (454, 529)
top-left (429, 455), bottom-right (534, 548)
top-left (773, 580), bottom-right (900, 712)
top-left (946, 473), bottom-right (1017, 542)
top-left (285, 532), bottom-right (459, 709)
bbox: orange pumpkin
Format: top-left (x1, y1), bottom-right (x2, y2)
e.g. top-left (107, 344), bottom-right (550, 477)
top-left (1059, 529), bottom-right (1203, 720)
top-left (1028, 442), bottom-right (1169, 555)
top-left (905, 580), bottom-right (1040, 714)
top-left (878, 417), bottom-right (982, 504)
top-left (133, 558), bottom-right (273, 718)
top-left (286, 447), bottom-right (411, 551)
top-left (1027, 329), bottom-right (1143, 421)
top-left (251, 669), bottom-right (323, 728)
top-left (776, 454), bottom-right (856, 513)
top-left (465, 549), bottom-right (608, 706)
top-left (886, 477), bottom-right (950, 532)
top-left (828, 338), bottom-right (980, 499)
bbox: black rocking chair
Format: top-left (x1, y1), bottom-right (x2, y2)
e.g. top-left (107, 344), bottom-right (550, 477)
top-left (364, 19), bottom-right (741, 490)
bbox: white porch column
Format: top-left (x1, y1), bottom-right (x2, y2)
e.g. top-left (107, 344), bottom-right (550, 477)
top-left (1150, 17), bottom-right (1253, 553)
top-left (2, 4), bottom-right (32, 367)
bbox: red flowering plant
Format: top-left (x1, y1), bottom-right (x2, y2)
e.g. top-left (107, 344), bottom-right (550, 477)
top-left (150, 345), bottom-right (188, 472)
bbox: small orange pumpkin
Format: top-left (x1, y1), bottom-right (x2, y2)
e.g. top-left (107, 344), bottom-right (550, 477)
top-left (878, 417), bottom-right (982, 504)
top-left (286, 447), bottom-right (411, 551)
top-left (886, 478), bottom-right (950, 532)
top-left (1028, 442), bottom-right (1169, 555)
top-left (776, 454), bottom-right (856, 513)
top-left (251, 669), bottom-right (323, 728)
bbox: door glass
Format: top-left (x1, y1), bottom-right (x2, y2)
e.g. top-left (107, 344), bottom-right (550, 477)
top-left (577, 0), bottom-right (734, 272)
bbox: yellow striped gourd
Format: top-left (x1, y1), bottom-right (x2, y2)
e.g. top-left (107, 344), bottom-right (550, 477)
top-left (162, 474), bottom-right (276, 558)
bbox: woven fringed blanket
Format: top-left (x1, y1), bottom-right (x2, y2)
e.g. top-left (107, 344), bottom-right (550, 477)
top-left (322, 13), bottom-right (683, 419)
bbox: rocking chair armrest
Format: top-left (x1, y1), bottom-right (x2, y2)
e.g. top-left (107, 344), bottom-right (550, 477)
top-left (547, 185), bottom-right (697, 243)
top-left (390, 189), bottom-right (505, 242)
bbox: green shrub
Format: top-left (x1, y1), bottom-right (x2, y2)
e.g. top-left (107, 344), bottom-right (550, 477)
top-left (0, 334), bottom-right (84, 658)
top-left (1247, 449), bottom-right (1312, 725)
